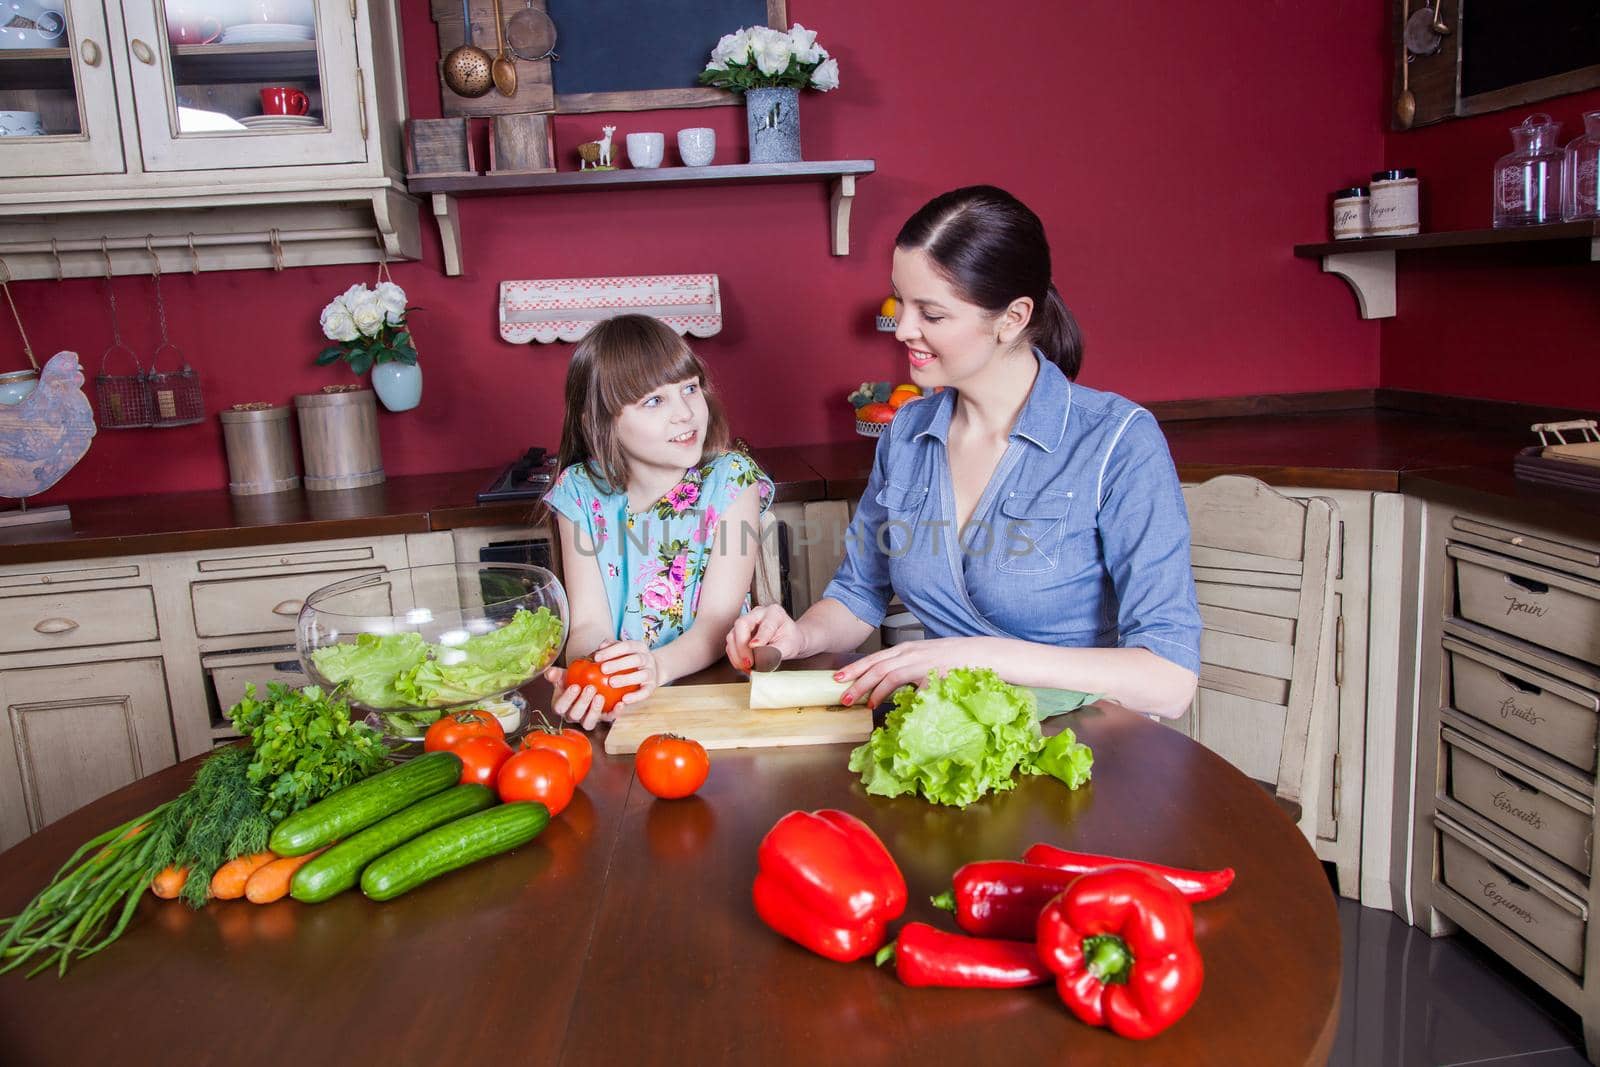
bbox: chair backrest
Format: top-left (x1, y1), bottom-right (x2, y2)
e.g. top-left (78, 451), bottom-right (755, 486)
top-left (1178, 475), bottom-right (1336, 812)
top-left (751, 508), bottom-right (783, 608)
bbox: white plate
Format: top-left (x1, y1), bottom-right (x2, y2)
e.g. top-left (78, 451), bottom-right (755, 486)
top-left (239, 114), bottom-right (319, 125)
top-left (178, 106), bottom-right (247, 133)
top-left (219, 24), bottom-right (314, 43)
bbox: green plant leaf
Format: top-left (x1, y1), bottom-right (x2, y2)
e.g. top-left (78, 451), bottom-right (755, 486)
top-left (351, 350), bottom-right (374, 376)
top-left (314, 346), bottom-right (345, 366)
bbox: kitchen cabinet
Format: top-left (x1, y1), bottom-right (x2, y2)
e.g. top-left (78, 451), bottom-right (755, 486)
top-left (0, 0), bottom-right (418, 277)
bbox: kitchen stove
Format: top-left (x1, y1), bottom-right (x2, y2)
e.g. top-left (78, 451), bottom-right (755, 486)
top-left (477, 447), bottom-right (559, 504)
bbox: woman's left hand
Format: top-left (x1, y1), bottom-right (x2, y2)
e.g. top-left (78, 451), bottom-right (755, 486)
top-left (832, 637), bottom-right (1003, 709)
top-left (592, 639), bottom-right (662, 706)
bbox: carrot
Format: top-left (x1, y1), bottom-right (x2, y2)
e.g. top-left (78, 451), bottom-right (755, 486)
top-left (151, 866), bottom-right (188, 899)
top-left (210, 851), bottom-right (277, 900)
top-left (244, 849), bottom-right (326, 904)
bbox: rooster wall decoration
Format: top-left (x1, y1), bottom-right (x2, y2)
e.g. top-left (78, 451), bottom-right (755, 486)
top-left (0, 351), bottom-right (98, 525)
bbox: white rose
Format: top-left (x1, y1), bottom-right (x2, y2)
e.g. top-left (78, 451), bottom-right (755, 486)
top-left (320, 297), bottom-right (359, 342)
top-left (787, 23), bottom-right (820, 64)
top-left (753, 32), bottom-right (792, 77)
top-left (712, 30), bottom-right (751, 66)
top-left (349, 289), bottom-right (385, 338)
top-left (810, 57), bottom-right (840, 92)
top-left (374, 281), bottom-right (408, 326)
top-left (341, 283), bottom-right (368, 306)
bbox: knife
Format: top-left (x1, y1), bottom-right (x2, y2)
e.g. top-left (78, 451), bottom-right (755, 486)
top-left (750, 645), bottom-right (783, 675)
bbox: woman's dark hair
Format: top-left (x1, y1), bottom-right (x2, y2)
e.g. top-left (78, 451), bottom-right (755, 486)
top-left (895, 185), bottom-right (1083, 378)
top-left (557, 314), bottom-right (731, 493)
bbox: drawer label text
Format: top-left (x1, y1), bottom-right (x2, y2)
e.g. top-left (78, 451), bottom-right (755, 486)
top-left (1498, 695), bottom-right (1546, 728)
top-left (1491, 790), bottom-right (1546, 831)
top-left (1504, 594), bottom-right (1550, 619)
top-left (1476, 879), bottom-right (1537, 926)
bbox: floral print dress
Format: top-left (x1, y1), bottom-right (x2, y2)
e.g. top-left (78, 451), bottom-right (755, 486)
top-left (543, 451), bottom-right (775, 648)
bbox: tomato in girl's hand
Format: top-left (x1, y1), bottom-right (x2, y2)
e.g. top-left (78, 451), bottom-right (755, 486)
top-left (454, 735), bottom-right (513, 786)
top-left (636, 734), bottom-right (709, 799)
top-left (497, 748), bottom-right (575, 814)
top-left (520, 727), bottom-right (594, 785)
top-left (423, 709), bottom-right (505, 753)
top-left (566, 658), bottom-right (640, 713)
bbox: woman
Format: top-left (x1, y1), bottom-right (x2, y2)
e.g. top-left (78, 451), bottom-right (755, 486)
top-left (725, 186), bottom-right (1201, 717)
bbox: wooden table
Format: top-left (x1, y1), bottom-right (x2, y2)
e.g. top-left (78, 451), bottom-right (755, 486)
top-left (0, 672), bottom-right (1340, 1067)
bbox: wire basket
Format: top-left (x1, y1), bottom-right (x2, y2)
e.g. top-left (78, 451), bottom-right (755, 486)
top-left (95, 344), bottom-right (154, 429)
top-left (147, 343), bottom-right (204, 427)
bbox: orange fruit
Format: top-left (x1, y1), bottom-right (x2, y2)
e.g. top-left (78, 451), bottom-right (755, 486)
top-left (888, 384), bottom-right (922, 409)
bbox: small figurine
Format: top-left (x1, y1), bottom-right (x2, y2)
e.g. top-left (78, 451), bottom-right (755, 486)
top-left (577, 125), bottom-right (617, 170)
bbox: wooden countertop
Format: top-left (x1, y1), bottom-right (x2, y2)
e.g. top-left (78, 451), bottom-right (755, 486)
top-left (0, 411), bottom-right (1549, 566)
top-left (0, 661), bottom-right (1340, 1066)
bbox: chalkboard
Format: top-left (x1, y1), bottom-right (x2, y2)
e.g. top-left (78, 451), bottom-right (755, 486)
top-left (548, 0), bottom-right (784, 113)
top-left (1461, 0), bottom-right (1600, 98)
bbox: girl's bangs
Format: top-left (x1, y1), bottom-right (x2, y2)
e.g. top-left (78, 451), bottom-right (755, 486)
top-left (594, 327), bottom-right (702, 412)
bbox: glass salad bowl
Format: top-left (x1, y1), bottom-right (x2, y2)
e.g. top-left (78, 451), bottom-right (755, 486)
top-left (296, 563), bottom-right (568, 745)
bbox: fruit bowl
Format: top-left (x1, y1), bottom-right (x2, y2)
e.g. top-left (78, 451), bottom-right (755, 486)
top-left (297, 563), bottom-right (568, 744)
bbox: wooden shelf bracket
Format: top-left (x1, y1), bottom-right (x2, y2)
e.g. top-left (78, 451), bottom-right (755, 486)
top-left (1320, 250), bottom-right (1396, 320)
top-left (830, 175), bottom-right (855, 256)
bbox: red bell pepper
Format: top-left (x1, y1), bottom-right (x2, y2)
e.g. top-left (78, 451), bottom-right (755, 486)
top-left (1036, 865), bottom-right (1204, 1040)
top-left (875, 921), bottom-right (1050, 988)
top-left (752, 809), bottom-right (907, 962)
top-left (930, 860), bottom-right (1079, 940)
top-left (1023, 842), bottom-right (1235, 902)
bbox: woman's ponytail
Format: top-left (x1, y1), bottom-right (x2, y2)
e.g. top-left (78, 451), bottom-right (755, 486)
top-left (1032, 284), bottom-right (1083, 379)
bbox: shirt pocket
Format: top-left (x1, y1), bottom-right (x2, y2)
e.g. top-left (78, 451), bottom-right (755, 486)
top-left (873, 482), bottom-right (929, 557)
top-left (996, 489), bottom-right (1074, 574)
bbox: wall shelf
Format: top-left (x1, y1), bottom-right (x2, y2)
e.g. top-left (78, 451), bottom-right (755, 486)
top-left (406, 159), bottom-right (875, 276)
top-left (1293, 221), bottom-right (1600, 319)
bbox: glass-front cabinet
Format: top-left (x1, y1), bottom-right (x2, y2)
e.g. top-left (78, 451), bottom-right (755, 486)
top-left (0, 0), bottom-right (124, 176)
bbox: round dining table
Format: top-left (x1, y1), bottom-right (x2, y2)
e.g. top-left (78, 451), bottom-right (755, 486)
top-left (0, 662), bottom-right (1340, 1067)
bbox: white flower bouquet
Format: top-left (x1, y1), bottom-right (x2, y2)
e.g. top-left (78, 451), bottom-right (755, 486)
top-left (698, 23), bottom-right (839, 93)
top-left (314, 282), bottom-right (418, 375)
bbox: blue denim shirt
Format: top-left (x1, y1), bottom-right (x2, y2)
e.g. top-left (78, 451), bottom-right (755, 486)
top-left (822, 353), bottom-right (1202, 675)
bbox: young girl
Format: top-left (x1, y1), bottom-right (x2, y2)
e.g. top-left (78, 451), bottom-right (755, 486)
top-left (542, 314), bottom-right (774, 729)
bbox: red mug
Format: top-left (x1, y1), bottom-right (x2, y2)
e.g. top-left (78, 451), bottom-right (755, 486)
top-left (259, 87), bottom-right (309, 116)
top-left (167, 17), bottom-right (222, 45)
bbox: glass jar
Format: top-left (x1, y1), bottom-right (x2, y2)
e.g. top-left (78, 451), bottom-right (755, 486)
top-left (1331, 187), bottom-right (1370, 240)
top-left (1369, 170), bottom-right (1420, 236)
top-left (1562, 110), bottom-right (1600, 222)
top-left (1493, 113), bottom-right (1564, 228)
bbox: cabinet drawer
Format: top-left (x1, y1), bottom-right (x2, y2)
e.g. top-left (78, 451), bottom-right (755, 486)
top-left (1451, 545), bottom-right (1600, 665)
top-left (0, 587), bottom-right (159, 654)
top-left (191, 568), bottom-right (382, 638)
top-left (1438, 815), bottom-right (1587, 976)
top-left (208, 657), bottom-right (307, 713)
top-left (1447, 638), bottom-right (1600, 772)
top-left (1445, 728), bottom-right (1594, 875)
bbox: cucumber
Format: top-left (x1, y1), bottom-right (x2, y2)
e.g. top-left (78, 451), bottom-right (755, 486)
top-left (289, 784), bottom-right (497, 903)
top-left (360, 802), bottom-right (550, 902)
top-left (269, 751), bottom-right (463, 857)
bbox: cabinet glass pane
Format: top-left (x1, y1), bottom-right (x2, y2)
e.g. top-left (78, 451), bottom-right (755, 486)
top-left (161, 0), bottom-right (326, 136)
top-left (0, 2), bottom-right (82, 137)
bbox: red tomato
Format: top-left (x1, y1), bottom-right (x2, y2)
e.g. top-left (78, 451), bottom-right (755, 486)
top-left (566, 658), bottom-right (639, 713)
top-left (423, 709), bottom-right (505, 753)
top-left (454, 735), bottom-right (513, 787)
top-left (636, 734), bottom-right (709, 799)
top-left (857, 402), bottom-right (896, 424)
top-left (520, 728), bottom-right (594, 785)
top-left (497, 748), bottom-right (575, 814)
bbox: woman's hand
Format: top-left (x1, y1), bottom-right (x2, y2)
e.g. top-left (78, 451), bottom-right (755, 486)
top-left (724, 604), bottom-right (807, 671)
top-left (831, 637), bottom-right (1001, 709)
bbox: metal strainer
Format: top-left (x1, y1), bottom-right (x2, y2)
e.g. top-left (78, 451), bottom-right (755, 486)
top-left (506, 0), bottom-right (557, 62)
top-left (441, 0), bottom-right (494, 98)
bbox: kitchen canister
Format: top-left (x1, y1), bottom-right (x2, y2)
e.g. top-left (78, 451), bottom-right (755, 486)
top-left (293, 387), bottom-right (385, 491)
top-left (1368, 169), bottom-right (1420, 236)
top-left (1331, 187), bottom-right (1370, 240)
top-left (220, 403), bottom-right (299, 495)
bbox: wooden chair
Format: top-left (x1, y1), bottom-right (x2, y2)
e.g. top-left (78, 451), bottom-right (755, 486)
top-left (1173, 476), bottom-right (1337, 836)
top-left (751, 508), bottom-right (783, 608)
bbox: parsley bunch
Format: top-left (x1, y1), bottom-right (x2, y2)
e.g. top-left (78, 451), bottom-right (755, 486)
top-left (228, 683), bottom-right (390, 823)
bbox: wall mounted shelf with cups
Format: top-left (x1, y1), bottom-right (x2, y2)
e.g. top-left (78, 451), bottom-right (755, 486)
top-left (406, 158), bottom-right (875, 277)
top-left (1293, 219), bottom-right (1600, 319)
top-left (0, 0), bottom-right (420, 279)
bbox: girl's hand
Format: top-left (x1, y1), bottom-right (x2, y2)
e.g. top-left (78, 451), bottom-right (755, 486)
top-left (831, 637), bottom-right (1001, 710)
top-left (592, 639), bottom-right (661, 706)
top-left (542, 664), bottom-right (612, 731)
top-left (725, 604), bottom-right (806, 671)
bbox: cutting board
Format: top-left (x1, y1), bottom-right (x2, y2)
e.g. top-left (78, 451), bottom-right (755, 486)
top-left (602, 683), bottom-right (871, 755)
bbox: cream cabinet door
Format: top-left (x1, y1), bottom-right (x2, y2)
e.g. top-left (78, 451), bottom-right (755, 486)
top-left (0, 657), bottom-right (177, 851)
top-left (120, 0), bottom-right (368, 171)
top-left (0, 0), bottom-right (126, 177)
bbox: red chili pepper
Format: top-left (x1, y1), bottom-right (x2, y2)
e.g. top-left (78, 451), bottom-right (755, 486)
top-left (752, 809), bottom-right (907, 962)
top-left (930, 860), bottom-right (1079, 940)
top-left (1023, 842), bottom-right (1235, 902)
top-left (1036, 865), bottom-right (1204, 1040)
top-left (874, 921), bottom-right (1050, 988)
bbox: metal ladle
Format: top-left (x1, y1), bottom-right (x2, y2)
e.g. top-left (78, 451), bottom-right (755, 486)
top-left (441, 0), bottom-right (493, 98)
top-left (490, 0), bottom-right (517, 97)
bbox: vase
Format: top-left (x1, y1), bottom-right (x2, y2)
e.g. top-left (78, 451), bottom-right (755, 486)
top-left (745, 87), bottom-right (801, 164)
top-left (371, 360), bottom-right (422, 413)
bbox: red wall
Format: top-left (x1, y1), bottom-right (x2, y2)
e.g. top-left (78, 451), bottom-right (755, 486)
top-left (1380, 90), bottom-right (1600, 408)
top-left (8, 1), bottom-right (1384, 504)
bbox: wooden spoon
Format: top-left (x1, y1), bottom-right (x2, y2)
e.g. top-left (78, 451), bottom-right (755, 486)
top-left (491, 0), bottom-right (516, 97)
top-left (1395, 0), bottom-right (1416, 128)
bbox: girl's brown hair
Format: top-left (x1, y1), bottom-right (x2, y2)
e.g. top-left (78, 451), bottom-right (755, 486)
top-left (556, 314), bottom-right (731, 493)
